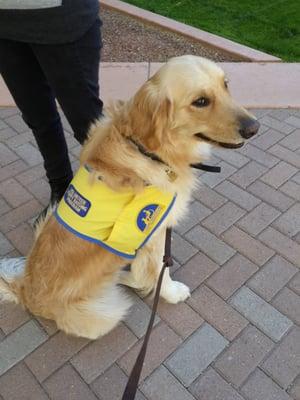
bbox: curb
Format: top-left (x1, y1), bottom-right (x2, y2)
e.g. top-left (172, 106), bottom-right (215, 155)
top-left (101, 0), bottom-right (281, 63)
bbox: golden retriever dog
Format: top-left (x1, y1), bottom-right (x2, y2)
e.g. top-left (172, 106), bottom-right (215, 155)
top-left (0, 55), bottom-right (259, 339)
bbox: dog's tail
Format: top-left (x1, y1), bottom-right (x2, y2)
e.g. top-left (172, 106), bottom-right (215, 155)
top-left (0, 204), bottom-right (54, 304)
top-left (0, 278), bottom-right (19, 303)
top-left (0, 257), bottom-right (26, 304)
top-left (0, 205), bottom-right (56, 303)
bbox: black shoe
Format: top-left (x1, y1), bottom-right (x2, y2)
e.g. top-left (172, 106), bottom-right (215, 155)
top-left (33, 177), bottom-right (72, 229)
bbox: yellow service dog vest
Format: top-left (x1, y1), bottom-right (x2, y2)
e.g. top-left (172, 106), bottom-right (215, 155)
top-left (55, 166), bottom-right (176, 259)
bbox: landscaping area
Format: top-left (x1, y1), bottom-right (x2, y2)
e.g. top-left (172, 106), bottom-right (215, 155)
top-left (101, 7), bottom-right (241, 62)
top-left (123, 0), bottom-right (300, 61)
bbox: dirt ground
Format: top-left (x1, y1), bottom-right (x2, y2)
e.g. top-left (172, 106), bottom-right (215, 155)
top-left (100, 7), bottom-right (241, 62)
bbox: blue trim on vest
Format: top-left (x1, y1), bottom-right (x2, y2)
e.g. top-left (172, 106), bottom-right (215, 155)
top-left (54, 193), bottom-right (176, 260)
top-left (54, 210), bottom-right (135, 260)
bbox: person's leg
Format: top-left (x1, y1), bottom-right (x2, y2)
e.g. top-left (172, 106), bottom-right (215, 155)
top-left (31, 17), bottom-right (103, 144)
top-left (0, 38), bottom-right (73, 195)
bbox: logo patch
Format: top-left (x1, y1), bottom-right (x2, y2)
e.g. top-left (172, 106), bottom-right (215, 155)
top-left (137, 204), bottom-right (161, 232)
top-left (64, 185), bottom-right (91, 217)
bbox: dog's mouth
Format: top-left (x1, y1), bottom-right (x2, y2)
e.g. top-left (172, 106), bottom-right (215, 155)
top-left (195, 132), bottom-right (244, 149)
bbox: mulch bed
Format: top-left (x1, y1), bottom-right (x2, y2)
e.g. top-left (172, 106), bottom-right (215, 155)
top-left (100, 7), bottom-right (242, 63)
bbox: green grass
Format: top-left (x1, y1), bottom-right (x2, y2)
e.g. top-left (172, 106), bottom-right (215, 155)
top-left (123, 0), bottom-right (300, 61)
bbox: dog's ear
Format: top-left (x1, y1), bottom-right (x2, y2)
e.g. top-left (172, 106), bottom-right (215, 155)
top-left (132, 80), bottom-right (174, 151)
top-left (147, 96), bottom-right (173, 151)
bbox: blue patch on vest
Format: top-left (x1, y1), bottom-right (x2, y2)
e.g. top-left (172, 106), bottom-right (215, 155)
top-left (137, 204), bottom-right (160, 232)
top-left (64, 184), bottom-right (91, 217)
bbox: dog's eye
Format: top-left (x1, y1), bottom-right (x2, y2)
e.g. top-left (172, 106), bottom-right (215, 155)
top-left (192, 97), bottom-right (210, 108)
top-left (224, 79), bottom-right (229, 89)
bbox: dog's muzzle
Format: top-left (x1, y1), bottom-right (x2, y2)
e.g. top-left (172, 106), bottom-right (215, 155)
top-left (194, 132), bottom-right (244, 149)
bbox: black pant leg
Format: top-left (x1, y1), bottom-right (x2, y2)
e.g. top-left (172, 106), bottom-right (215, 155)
top-left (0, 39), bottom-right (73, 184)
top-left (31, 17), bottom-right (103, 144)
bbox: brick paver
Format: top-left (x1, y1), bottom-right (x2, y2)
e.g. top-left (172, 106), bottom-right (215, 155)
top-left (171, 232), bottom-right (198, 264)
top-left (262, 327), bottom-right (300, 389)
top-left (250, 128), bottom-right (285, 150)
top-left (272, 287), bottom-right (300, 325)
top-left (0, 321), bottom-right (48, 376)
top-left (174, 201), bottom-right (211, 235)
top-left (198, 161), bottom-right (236, 188)
top-left (0, 143), bottom-right (19, 166)
top-left (280, 181), bottom-right (300, 202)
top-left (214, 325), bottom-right (274, 387)
top-left (0, 107), bottom-right (299, 399)
top-left (125, 293), bottom-right (160, 338)
top-left (230, 286), bottom-right (293, 341)
top-left (289, 376), bottom-right (300, 400)
top-left (193, 183), bottom-right (227, 210)
top-left (0, 363), bottom-right (49, 400)
top-left (214, 147), bottom-right (249, 168)
top-left (0, 197), bottom-right (10, 217)
top-left (241, 369), bottom-right (293, 400)
top-left (228, 160), bottom-right (267, 188)
top-left (157, 301), bottom-right (204, 339)
top-left (141, 365), bottom-right (195, 400)
top-left (173, 251), bottom-right (219, 292)
top-left (248, 180), bottom-right (295, 211)
top-left (239, 142), bottom-right (279, 167)
top-left (91, 364), bottom-right (146, 400)
top-left (237, 202), bottom-right (280, 235)
top-left (222, 225), bottom-right (275, 265)
top-left (206, 253), bottom-right (258, 299)
top-left (279, 129), bottom-right (300, 150)
top-left (215, 180), bottom-right (261, 211)
top-left (25, 331), bottom-right (89, 383)
top-left (273, 203), bottom-right (300, 237)
top-left (0, 302), bottom-right (30, 335)
top-left (248, 255), bottom-right (298, 301)
top-left (201, 201), bottom-right (246, 235)
top-left (186, 225), bottom-right (236, 264)
top-left (44, 364), bottom-right (98, 400)
top-left (269, 144), bottom-right (300, 169)
top-left (72, 323), bottom-right (137, 383)
top-left (188, 285), bottom-right (248, 340)
top-left (165, 323), bottom-right (228, 386)
top-left (260, 161), bottom-right (298, 188)
top-left (0, 233), bottom-right (13, 256)
top-left (189, 368), bottom-right (244, 400)
top-left (289, 272), bottom-right (300, 295)
top-left (259, 227), bottom-right (300, 267)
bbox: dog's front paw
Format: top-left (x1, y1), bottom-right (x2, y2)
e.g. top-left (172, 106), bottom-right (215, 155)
top-left (160, 280), bottom-right (191, 304)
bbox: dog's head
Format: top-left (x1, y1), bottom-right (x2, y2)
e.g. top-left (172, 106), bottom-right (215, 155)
top-left (130, 55), bottom-right (259, 166)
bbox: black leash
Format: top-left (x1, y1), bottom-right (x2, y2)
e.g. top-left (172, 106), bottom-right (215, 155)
top-left (121, 228), bottom-right (173, 400)
top-left (121, 163), bottom-right (221, 399)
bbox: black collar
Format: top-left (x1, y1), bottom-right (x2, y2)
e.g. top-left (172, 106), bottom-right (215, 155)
top-left (128, 137), bottom-right (221, 174)
top-left (191, 163), bottom-right (221, 173)
top-left (128, 137), bottom-right (164, 164)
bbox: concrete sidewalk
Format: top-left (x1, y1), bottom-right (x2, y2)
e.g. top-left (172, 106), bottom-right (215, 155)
top-left (1, 62), bottom-right (300, 108)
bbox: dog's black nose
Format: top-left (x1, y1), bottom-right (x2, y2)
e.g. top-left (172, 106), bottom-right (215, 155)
top-left (239, 118), bottom-right (260, 139)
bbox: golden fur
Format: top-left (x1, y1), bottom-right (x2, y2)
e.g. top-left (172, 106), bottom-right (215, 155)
top-left (0, 56), bottom-right (258, 339)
